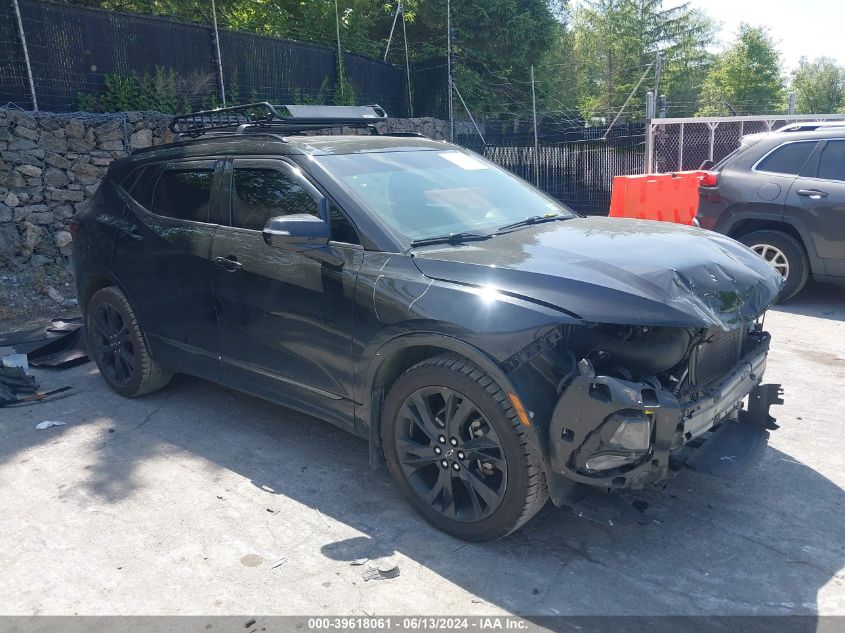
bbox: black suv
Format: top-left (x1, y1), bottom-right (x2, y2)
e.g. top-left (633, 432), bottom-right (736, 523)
top-left (698, 123), bottom-right (845, 300)
top-left (73, 104), bottom-right (784, 541)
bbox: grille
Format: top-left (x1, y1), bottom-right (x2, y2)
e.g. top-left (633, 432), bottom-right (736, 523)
top-left (691, 326), bottom-right (746, 387)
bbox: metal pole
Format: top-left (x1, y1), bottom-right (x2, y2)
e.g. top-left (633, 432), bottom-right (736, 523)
top-left (644, 121), bottom-right (653, 174)
top-left (788, 91), bottom-right (797, 115)
top-left (383, 1), bottom-right (401, 62)
top-left (708, 122), bottom-right (717, 162)
top-left (530, 65), bottom-right (539, 186)
top-left (653, 50), bottom-right (661, 100)
top-left (211, 0), bottom-right (226, 107)
top-left (12, 0), bottom-right (37, 111)
top-left (678, 122), bottom-right (684, 171)
top-left (447, 0), bottom-right (454, 141)
top-left (335, 0), bottom-right (344, 101)
top-left (645, 91), bottom-right (655, 119)
top-left (453, 83), bottom-right (484, 144)
top-left (401, 3), bottom-right (414, 117)
top-left (603, 61), bottom-right (654, 140)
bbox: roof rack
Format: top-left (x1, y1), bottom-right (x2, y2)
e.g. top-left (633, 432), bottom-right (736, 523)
top-left (169, 102), bottom-right (389, 137)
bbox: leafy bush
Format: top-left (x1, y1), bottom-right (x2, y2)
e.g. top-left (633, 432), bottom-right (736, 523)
top-left (77, 67), bottom-right (216, 114)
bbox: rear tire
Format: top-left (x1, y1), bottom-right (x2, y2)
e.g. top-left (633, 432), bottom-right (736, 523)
top-left (738, 229), bottom-right (809, 301)
top-left (382, 355), bottom-right (547, 541)
top-left (86, 286), bottom-right (173, 397)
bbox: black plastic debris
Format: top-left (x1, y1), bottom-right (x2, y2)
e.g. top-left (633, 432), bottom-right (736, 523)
top-left (0, 355), bottom-right (73, 407)
top-left (26, 327), bottom-right (89, 369)
top-left (4, 317), bottom-right (90, 369)
top-left (0, 365), bottom-right (38, 405)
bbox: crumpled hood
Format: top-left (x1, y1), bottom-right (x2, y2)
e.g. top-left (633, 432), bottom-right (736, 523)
top-left (411, 217), bottom-right (783, 329)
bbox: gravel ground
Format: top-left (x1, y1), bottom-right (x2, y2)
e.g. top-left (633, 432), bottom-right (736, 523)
top-left (0, 282), bottom-right (843, 618)
top-left (0, 262), bottom-right (77, 330)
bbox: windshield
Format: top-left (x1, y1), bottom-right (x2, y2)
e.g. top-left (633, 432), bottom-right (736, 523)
top-left (315, 150), bottom-right (574, 243)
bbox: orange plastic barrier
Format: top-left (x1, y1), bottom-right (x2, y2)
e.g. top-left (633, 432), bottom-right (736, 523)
top-left (608, 170), bottom-right (705, 225)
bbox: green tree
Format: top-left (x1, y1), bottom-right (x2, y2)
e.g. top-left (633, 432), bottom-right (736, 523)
top-left (62, 0), bottom-right (561, 116)
top-left (790, 57), bottom-right (844, 114)
top-left (401, 0), bottom-right (560, 116)
top-left (572, 0), bottom-right (715, 120)
top-left (697, 24), bottom-right (785, 116)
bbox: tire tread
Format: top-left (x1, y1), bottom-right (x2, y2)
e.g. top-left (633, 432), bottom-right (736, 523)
top-left (388, 354), bottom-right (548, 538)
top-left (88, 286), bottom-right (173, 397)
top-left (739, 229), bottom-right (809, 301)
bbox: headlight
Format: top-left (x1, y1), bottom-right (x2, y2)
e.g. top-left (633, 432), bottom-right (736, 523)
top-left (584, 411), bottom-right (652, 472)
top-left (608, 411), bottom-right (651, 451)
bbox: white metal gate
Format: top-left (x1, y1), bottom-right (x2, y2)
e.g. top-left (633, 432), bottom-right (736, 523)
top-left (644, 114), bottom-right (845, 174)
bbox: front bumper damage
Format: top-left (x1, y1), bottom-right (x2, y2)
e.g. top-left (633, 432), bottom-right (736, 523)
top-left (546, 332), bottom-right (783, 518)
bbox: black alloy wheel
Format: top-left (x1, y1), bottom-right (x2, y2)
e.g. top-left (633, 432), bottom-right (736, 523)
top-left (85, 286), bottom-right (173, 397)
top-left (382, 355), bottom-right (548, 541)
top-left (91, 302), bottom-right (135, 386)
top-left (394, 386), bottom-right (508, 522)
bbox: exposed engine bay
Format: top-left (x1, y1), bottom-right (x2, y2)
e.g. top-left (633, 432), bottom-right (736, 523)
top-left (507, 315), bottom-right (783, 517)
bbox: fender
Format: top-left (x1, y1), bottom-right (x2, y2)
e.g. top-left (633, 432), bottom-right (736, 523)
top-left (358, 331), bottom-right (545, 470)
top-left (718, 209), bottom-right (823, 274)
top-left (76, 266), bottom-right (159, 358)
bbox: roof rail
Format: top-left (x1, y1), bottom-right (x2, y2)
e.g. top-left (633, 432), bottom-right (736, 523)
top-left (169, 102), bottom-right (389, 137)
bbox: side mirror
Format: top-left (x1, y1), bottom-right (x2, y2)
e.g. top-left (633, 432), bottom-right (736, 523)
top-left (262, 214), bottom-right (330, 250)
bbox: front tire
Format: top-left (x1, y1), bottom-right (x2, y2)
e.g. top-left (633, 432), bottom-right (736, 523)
top-left (738, 229), bottom-right (809, 301)
top-left (382, 355), bottom-right (548, 541)
top-left (86, 286), bottom-right (173, 397)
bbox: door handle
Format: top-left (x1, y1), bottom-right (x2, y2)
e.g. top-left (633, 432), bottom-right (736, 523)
top-left (213, 255), bottom-right (243, 272)
top-left (796, 189), bottom-right (829, 199)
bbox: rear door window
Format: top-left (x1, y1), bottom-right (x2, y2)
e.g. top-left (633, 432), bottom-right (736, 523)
top-left (756, 141), bottom-right (817, 175)
top-left (151, 166), bottom-right (215, 223)
top-left (817, 140), bottom-right (845, 181)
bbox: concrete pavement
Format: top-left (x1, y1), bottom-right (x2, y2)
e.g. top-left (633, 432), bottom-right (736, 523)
top-left (1, 283), bottom-right (844, 617)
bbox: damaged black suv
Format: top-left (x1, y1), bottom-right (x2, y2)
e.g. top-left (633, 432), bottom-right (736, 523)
top-left (72, 104), bottom-right (785, 541)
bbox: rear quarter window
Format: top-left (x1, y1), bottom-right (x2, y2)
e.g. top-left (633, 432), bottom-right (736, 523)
top-left (124, 165), bottom-right (160, 209)
top-left (817, 140), bottom-right (845, 181)
top-left (755, 141), bottom-right (817, 175)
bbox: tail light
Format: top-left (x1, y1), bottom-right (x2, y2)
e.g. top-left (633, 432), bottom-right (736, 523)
top-left (700, 171), bottom-right (719, 188)
top-left (69, 219), bottom-right (81, 238)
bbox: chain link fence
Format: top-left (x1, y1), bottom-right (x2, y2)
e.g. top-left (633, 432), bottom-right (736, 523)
top-left (457, 124), bottom-right (646, 216)
top-left (1, 0), bottom-right (415, 116)
top-left (647, 114), bottom-right (845, 173)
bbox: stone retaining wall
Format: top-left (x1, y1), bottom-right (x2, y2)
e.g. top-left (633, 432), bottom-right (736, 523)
top-left (0, 108), bottom-right (450, 274)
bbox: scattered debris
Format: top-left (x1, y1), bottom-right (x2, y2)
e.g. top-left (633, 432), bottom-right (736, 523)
top-left (0, 385), bottom-right (72, 407)
top-left (2, 353), bottom-right (29, 370)
top-left (45, 286), bottom-right (65, 304)
top-left (243, 619), bottom-right (256, 629)
top-left (316, 508), bottom-right (331, 529)
top-left (1, 363), bottom-right (36, 389)
top-left (270, 557), bottom-right (286, 569)
top-left (350, 558), bottom-right (369, 566)
top-left (1, 316), bottom-right (89, 369)
top-left (25, 321), bottom-right (88, 369)
top-left (36, 420), bottom-right (67, 430)
top-left (362, 560), bottom-right (400, 581)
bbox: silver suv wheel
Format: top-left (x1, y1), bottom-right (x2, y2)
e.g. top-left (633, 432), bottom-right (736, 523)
top-left (750, 243), bottom-right (790, 280)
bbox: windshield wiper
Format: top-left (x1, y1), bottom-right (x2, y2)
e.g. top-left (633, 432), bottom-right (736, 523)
top-left (497, 214), bottom-right (571, 232)
top-left (410, 232), bottom-right (493, 247)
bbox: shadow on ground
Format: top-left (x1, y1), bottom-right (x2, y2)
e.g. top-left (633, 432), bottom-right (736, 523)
top-left (772, 281), bottom-right (845, 322)
top-left (1, 360), bottom-right (843, 618)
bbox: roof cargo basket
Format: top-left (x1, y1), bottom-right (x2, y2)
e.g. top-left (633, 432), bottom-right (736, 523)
top-left (169, 102), bottom-right (388, 137)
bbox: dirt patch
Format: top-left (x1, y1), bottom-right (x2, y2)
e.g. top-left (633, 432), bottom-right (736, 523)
top-left (0, 261), bottom-right (79, 333)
